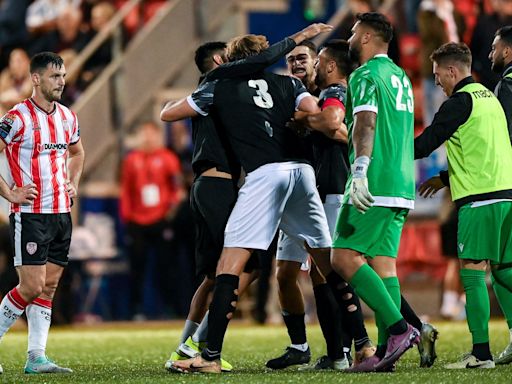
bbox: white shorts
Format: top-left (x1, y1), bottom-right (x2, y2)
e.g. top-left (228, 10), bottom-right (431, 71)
top-left (224, 162), bottom-right (331, 251)
top-left (277, 194), bottom-right (342, 264)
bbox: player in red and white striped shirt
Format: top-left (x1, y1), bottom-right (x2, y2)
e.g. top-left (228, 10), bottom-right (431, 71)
top-left (0, 52), bottom-right (84, 374)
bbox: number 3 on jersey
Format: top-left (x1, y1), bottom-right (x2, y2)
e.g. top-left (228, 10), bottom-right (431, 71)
top-left (248, 79), bottom-right (274, 109)
top-left (391, 75), bottom-right (413, 113)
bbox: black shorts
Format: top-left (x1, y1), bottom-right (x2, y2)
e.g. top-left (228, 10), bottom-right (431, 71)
top-left (10, 212), bottom-right (72, 267)
top-left (440, 206), bottom-right (458, 258)
top-left (190, 176), bottom-right (238, 276)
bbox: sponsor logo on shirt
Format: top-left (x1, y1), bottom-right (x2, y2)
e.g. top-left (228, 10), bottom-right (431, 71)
top-left (37, 143), bottom-right (68, 152)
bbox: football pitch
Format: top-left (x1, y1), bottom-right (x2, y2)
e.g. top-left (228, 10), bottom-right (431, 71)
top-left (1, 320), bottom-right (511, 383)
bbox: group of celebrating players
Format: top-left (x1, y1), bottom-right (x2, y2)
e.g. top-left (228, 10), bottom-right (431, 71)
top-left (161, 11), bottom-right (512, 374)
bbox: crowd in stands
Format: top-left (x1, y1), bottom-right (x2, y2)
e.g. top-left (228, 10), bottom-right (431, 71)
top-left (0, 0), bottom-right (167, 115)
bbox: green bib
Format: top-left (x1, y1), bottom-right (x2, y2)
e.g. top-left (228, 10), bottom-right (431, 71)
top-left (447, 83), bottom-right (512, 200)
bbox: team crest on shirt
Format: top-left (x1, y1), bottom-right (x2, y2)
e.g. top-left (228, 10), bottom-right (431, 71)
top-left (26, 242), bottom-right (38, 255)
top-left (62, 120), bottom-right (70, 131)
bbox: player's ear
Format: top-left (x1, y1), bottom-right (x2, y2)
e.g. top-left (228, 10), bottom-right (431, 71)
top-left (212, 54), bottom-right (224, 66)
top-left (31, 72), bottom-right (41, 86)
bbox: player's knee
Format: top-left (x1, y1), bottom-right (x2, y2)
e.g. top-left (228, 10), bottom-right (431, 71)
top-left (19, 283), bottom-right (44, 302)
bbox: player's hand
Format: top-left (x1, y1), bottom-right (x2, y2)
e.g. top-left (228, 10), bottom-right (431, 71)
top-left (291, 23), bottom-right (333, 44)
top-left (350, 156), bottom-right (374, 213)
top-left (418, 176), bottom-right (445, 198)
top-left (350, 177), bottom-right (374, 213)
top-left (66, 180), bottom-right (78, 199)
top-left (9, 184), bottom-right (38, 204)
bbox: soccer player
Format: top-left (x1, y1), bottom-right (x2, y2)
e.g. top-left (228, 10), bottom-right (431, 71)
top-left (163, 41), bottom-right (236, 373)
top-left (266, 39), bottom-right (374, 371)
top-left (415, 42), bottom-right (512, 369)
top-left (330, 13), bottom-right (420, 372)
top-left (163, 27), bottom-right (335, 374)
top-left (0, 52), bottom-right (84, 374)
top-left (489, 25), bottom-right (512, 365)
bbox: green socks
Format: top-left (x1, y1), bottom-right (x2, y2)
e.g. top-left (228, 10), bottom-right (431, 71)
top-left (350, 264), bottom-right (403, 329)
top-left (460, 269), bottom-right (489, 344)
top-left (375, 276), bottom-right (402, 346)
top-left (492, 267), bottom-right (512, 329)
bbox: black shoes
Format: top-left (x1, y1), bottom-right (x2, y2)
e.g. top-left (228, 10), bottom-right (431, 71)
top-left (266, 347), bottom-right (311, 369)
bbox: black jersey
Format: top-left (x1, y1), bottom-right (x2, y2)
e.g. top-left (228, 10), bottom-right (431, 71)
top-left (191, 113), bottom-right (240, 178)
top-left (311, 84), bottom-right (350, 200)
top-left (191, 75), bottom-right (240, 179)
top-left (189, 72), bottom-right (311, 173)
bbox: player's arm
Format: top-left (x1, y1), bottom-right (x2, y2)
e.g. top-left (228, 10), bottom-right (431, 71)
top-left (414, 93), bottom-right (471, 159)
top-left (160, 98), bottom-right (199, 122)
top-left (67, 139), bottom-right (85, 199)
top-left (205, 23), bottom-right (333, 81)
top-left (349, 108), bottom-right (377, 213)
top-left (294, 100), bottom-right (348, 142)
top-left (161, 80), bottom-right (217, 122)
top-left (0, 112), bottom-right (38, 204)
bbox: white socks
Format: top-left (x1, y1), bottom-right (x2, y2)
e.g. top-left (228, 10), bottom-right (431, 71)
top-left (26, 298), bottom-right (52, 354)
top-left (290, 342), bottom-right (309, 352)
top-left (192, 311), bottom-right (209, 343)
top-left (179, 320), bottom-right (199, 344)
top-left (0, 288), bottom-right (28, 338)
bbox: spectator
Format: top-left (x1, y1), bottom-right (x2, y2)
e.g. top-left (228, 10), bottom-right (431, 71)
top-left (471, 0), bottom-right (512, 89)
top-left (26, 0), bottom-right (80, 37)
top-left (82, 1), bottom-right (120, 85)
top-left (0, 48), bottom-right (31, 115)
top-left (120, 121), bottom-right (183, 319)
top-left (0, 0), bottom-right (31, 69)
top-left (418, 0), bottom-right (465, 126)
top-left (29, 6), bottom-right (89, 59)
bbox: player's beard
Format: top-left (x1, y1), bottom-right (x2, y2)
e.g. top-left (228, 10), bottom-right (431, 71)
top-left (314, 71), bottom-right (323, 88)
top-left (349, 44), bottom-right (361, 65)
top-left (491, 55), bottom-right (505, 74)
top-left (42, 87), bottom-right (63, 102)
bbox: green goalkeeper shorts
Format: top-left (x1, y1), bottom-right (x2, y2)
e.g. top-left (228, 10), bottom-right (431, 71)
top-left (457, 201), bottom-right (512, 265)
top-left (332, 204), bottom-right (408, 258)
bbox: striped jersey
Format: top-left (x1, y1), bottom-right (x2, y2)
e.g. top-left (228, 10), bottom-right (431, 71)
top-left (0, 98), bottom-right (80, 213)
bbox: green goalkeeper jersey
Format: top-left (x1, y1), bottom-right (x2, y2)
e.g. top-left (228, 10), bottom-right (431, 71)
top-left (345, 54), bottom-right (415, 209)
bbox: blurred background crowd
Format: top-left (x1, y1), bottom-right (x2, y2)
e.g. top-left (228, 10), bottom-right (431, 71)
top-left (0, 0), bottom-right (509, 325)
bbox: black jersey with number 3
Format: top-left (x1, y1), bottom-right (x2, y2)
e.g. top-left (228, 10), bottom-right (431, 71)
top-left (189, 72), bottom-right (311, 173)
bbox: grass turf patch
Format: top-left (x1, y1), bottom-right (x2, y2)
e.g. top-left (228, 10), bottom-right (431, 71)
top-left (0, 320), bottom-right (511, 383)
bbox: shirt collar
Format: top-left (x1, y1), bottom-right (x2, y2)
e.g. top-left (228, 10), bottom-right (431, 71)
top-left (453, 76), bottom-right (475, 93)
top-left (503, 61), bottom-right (512, 77)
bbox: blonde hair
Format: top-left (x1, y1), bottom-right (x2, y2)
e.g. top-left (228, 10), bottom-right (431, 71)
top-left (227, 34), bottom-right (269, 61)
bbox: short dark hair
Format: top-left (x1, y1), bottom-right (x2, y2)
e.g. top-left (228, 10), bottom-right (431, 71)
top-left (356, 12), bottom-right (393, 43)
top-left (298, 40), bottom-right (317, 57)
top-left (30, 52), bottom-right (64, 74)
top-left (430, 42), bottom-right (472, 68)
top-left (496, 26), bottom-right (512, 47)
top-left (321, 39), bottom-right (355, 76)
top-left (194, 41), bottom-right (227, 74)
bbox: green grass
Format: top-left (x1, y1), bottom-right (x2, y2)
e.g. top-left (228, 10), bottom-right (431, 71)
top-left (1, 320), bottom-right (511, 383)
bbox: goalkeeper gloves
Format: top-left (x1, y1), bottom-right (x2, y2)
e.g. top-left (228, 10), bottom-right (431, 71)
top-left (350, 156), bottom-right (374, 213)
